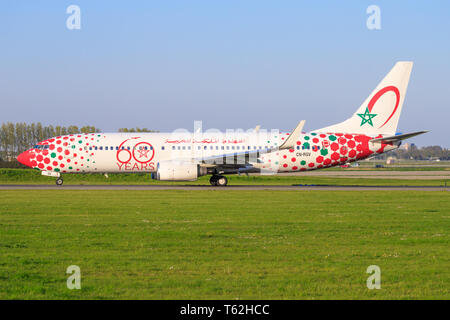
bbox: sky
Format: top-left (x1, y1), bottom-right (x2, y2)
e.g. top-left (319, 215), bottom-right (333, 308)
top-left (1, 1), bottom-right (449, 147)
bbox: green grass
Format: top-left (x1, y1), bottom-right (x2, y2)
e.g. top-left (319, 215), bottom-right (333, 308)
top-left (0, 168), bottom-right (448, 186)
top-left (0, 190), bottom-right (448, 299)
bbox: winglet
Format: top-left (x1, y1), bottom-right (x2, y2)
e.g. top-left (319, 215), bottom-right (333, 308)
top-left (279, 120), bottom-right (305, 150)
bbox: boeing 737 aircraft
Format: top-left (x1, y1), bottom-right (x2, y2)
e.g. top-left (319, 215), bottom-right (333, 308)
top-left (17, 62), bottom-right (426, 186)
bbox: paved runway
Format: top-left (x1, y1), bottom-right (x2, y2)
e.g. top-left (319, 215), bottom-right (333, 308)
top-left (258, 171), bottom-right (450, 180)
top-left (0, 184), bottom-right (447, 191)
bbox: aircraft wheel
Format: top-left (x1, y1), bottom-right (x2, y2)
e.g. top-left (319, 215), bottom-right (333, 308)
top-left (56, 178), bottom-right (64, 186)
top-left (209, 175), bottom-right (218, 186)
top-left (215, 175), bottom-right (228, 187)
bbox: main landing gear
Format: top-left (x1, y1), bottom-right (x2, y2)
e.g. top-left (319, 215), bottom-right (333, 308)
top-left (209, 175), bottom-right (228, 187)
top-left (55, 177), bottom-right (64, 186)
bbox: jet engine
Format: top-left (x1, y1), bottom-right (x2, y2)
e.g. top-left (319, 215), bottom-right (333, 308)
top-left (152, 161), bottom-right (207, 181)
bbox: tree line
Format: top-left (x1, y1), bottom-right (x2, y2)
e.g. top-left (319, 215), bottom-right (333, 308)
top-left (118, 127), bottom-right (159, 133)
top-left (375, 145), bottom-right (450, 161)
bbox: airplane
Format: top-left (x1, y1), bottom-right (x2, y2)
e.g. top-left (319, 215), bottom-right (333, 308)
top-left (17, 61), bottom-right (427, 186)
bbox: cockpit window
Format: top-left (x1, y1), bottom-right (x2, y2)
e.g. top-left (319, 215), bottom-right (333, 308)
top-left (33, 145), bottom-right (49, 149)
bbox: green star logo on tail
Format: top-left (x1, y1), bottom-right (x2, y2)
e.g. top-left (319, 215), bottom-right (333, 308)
top-left (357, 107), bottom-right (377, 126)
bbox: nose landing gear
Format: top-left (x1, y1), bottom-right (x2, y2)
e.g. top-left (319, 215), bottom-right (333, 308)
top-left (209, 175), bottom-right (228, 186)
top-left (56, 177), bottom-right (64, 186)
top-left (41, 170), bottom-right (63, 186)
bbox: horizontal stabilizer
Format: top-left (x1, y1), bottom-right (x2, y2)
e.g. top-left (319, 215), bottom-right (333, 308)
top-left (370, 130), bottom-right (428, 143)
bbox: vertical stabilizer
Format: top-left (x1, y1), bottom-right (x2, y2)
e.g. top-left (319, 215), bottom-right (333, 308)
top-left (317, 62), bottom-right (413, 135)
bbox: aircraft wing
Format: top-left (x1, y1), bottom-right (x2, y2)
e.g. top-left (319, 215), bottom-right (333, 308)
top-left (370, 130), bottom-right (428, 144)
top-left (197, 148), bottom-right (269, 168)
top-left (194, 121), bottom-right (306, 171)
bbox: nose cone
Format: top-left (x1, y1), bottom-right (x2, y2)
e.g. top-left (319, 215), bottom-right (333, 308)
top-left (17, 150), bottom-right (33, 167)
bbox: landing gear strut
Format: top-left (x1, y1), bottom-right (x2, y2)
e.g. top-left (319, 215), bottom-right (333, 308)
top-left (56, 177), bottom-right (64, 186)
top-left (210, 175), bottom-right (228, 187)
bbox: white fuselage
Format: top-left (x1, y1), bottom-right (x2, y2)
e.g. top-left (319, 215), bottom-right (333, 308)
top-left (28, 131), bottom-right (396, 175)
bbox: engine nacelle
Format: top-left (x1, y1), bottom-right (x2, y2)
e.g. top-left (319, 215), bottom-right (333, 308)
top-left (152, 161), bottom-right (207, 181)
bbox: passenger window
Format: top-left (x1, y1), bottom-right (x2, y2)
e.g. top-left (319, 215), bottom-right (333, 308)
top-left (99, 146), bottom-right (103, 150)
top-left (162, 146), bottom-right (165, 150)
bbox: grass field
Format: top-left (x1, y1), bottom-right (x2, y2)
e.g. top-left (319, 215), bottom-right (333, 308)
top-left (0, 169), bottom-right (449, 186)
top-left (0, 190), bottom-right (448, 299)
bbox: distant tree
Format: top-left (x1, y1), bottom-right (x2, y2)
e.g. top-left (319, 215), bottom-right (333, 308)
top-left (118, 127), bottom-right (159, 133)
top-left (80, 126), bottom-right (100, 134)
top-left (36, 122), bottom-right (44, 142)
top-left (67, 125), bottom-right (79, 134)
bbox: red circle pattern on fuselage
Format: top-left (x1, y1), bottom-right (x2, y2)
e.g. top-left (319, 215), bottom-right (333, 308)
top-left (132, 142), bottom-right (155, 163)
